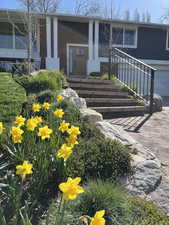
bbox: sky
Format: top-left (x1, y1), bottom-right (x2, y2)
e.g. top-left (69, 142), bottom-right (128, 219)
top-left (0, 0), bottom-right (169, 23)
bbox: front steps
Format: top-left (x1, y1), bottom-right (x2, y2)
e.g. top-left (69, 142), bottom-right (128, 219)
top-left (67, 77), bottom-right (145, 118)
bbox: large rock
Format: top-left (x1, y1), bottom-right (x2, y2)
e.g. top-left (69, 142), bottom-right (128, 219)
top-left (80, 108), bottom-right (103, 123)
top-left (59, 88), bottom-right (87, 108)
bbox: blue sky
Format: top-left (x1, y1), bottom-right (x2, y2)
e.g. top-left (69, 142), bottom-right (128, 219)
top-left (0, 0), bottom-right (169, 23)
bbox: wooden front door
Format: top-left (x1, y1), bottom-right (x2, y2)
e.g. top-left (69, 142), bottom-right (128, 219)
top-left (69, 46), bottom-right (88, 76)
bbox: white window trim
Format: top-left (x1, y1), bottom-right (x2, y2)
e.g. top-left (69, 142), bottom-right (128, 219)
top-left (166, 29), bottom-right (169, 50)
top-left (111, 24), bottom-right (138, 49)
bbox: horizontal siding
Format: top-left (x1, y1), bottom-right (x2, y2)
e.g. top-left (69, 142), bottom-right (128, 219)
top-left (99, 25), bottom-right (169, 60)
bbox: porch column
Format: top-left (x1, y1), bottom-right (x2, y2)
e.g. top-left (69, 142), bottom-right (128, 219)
top-left (88, 20), bottom-right (94, 60)
top-left (53, 17), bottom-right (58, 58)
top-left (46, 16), bottom-right (60, 70)
top-left (46, 16), bottom-right (51, 58)
top-left (94, 20), bottom-right (99, 60)
top-left (87, 20), bottom-right (100, 75)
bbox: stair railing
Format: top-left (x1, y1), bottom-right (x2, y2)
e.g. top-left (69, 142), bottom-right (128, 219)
top-left (108, 48), bottom-right (156, 114)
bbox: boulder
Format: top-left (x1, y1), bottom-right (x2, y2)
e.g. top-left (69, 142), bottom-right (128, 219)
top-left (80, 108), bottom-right (103, 124)
top-left (59, 88), bottom-right (78, 98)
top-left (59, 88), bottom-right (87, 108)
top-left (145, 93), bottom-right (163, 113)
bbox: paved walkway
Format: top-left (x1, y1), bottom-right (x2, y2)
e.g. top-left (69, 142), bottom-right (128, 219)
top-left (107, 107), bottom-right (169, 177)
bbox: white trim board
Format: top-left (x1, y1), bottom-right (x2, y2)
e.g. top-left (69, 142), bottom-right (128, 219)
top-left (66, 43), bottom-right (88, 76)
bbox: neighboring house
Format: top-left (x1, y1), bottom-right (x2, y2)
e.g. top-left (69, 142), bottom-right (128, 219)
top-left (0, 9), bottom-right (169, 96)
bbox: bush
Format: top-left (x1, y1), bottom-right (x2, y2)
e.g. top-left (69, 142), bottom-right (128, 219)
top-left (0, 73), bottom-right (26, 122)
top-left (36, 90), bottom-right (56, 104)
top-left (14, 70), bottom-right (67, 95)
top-left (101, 73), bottom-right (117, 83)
top-left (89, 72), bottom-right (102, 77)
top-left (67, 133), bottom-right (132, 181)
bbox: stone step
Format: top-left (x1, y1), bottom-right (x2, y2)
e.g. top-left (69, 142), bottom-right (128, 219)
top-left (86, 98), bottom-right (141, 107)
top-left (76, 90), bottom-right (128, 98)
top-left (67, 77), bottom-right (113, 85)
top-left (69, 83), bottom-right (121, 91)
top-left (91, 106), bottom-right (145, 113)
top-left (91, 106), bottom-right (145, 118)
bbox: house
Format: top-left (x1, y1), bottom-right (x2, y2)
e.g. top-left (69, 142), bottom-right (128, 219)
top-left (0, 9), bottom-right (169, 96)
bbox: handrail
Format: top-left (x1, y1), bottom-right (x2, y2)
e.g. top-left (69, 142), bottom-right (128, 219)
top-left (109, 48), bottom-right (156, 114)
top-left (114, 48), bottom-right (157, 71)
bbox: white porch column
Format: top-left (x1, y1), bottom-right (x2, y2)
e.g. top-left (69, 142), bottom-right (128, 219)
top-left (87, 20), bottom-right (100, 75)
top-left (46, 17), bottom-right (60, 70)
top-left (88, 20), bottom-right (94, 60)
top-left (94, 20), bottom-right (99, 60)
top-left (46, 16), bottom-right (51, 58)
top-left (53, 17), bottom-right (58, 58)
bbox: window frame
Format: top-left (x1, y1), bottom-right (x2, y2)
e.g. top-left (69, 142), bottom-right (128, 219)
top-left (166, 29), bottom-right (169, 50)
top-left (111, 24), bottom-right (138, 49)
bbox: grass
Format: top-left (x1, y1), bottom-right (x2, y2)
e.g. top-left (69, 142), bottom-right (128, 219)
top-left (0, 73), bottom-right (26, 122)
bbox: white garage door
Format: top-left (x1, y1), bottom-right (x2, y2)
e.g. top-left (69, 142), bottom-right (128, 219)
top-left (154, 70), bottom-right (169, 96)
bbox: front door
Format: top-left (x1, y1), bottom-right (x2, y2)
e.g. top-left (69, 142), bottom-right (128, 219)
top-left (69, 46), bottom-right (88, 76)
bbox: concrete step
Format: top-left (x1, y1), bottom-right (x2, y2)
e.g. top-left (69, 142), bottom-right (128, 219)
top-left (69, 83), bottom-right (121, 91)
top-left (76, 90), bottom-right (128, 98)
top-left (91, 106), bottom-right (145, 118)
top-left (91, 106), bottom-right (145, 113)
top-left (67, 77), bottom-right (113, 85)
top-left (86, 98), bottom-right (141, 107)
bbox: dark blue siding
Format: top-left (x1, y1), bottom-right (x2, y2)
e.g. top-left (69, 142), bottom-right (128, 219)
top-left (99, 24), bottom-right (169, 60)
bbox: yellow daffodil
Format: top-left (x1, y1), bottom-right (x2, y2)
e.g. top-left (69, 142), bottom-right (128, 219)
top-left (10, 126), bottom-right (24, 144)
top-left (67, 125), bottom-right (81, 137)
top-left (57, 95), bottom-right (63, 101)
top-left (59, 120), bottom-right (70, 133)
top-left (66, 135), bottom-right (78, 147)
top-left (42, 102), bottom-right (51, 110)
top-left (57, 144), bottom-right (72, 161)
top-left (12, 135), bottom-right (23, 144)
top-left (16, 161), bottom-right (33, 180)
top-left (0, 122), bottom-right (4, 134)
top-left (59, 177), bottom-right (84, 200)
top-left (38, 125), bottom-right (53, 140)
top-left (90, 210), bottom-right (105, 225)
top-left (34, 116), bottom-right (43, 125)
top-left (26, 118), bottom-right (38, 131)
top-left (10, 126), bottom-right (24, 137)
top-left (54, 108), bottom-right (64, 118)
top-left (32, 103), bottom-right (41, 112)
top-left (15, 115), bottom-right (26, 127)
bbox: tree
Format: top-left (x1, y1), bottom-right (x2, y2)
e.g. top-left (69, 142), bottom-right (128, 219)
top-left (17, 0), bottom-right (60, 13)
top-left (74, 0), bottom-right (101, 16)
top-left (124, 10), bottom-right (130, 21)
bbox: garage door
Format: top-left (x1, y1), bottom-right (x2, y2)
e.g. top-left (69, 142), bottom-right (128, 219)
top-left (154, 70), bottom-right (169, 96)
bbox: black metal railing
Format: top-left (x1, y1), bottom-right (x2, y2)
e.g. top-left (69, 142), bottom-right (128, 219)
top-left (108, 48), bottom-right (156, 114)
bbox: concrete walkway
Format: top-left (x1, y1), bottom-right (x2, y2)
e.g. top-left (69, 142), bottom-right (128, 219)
top-left (107, 107), bottom-right (169, 177)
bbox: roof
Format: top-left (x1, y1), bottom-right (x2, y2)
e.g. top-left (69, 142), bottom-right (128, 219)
top-left (0, 8), bottom-right (169, 29)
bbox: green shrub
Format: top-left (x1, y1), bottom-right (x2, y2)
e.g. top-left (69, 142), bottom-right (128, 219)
top-left (68, 180), bottom-right (131, 225)
top-left (0, 73), bottom-right (26, 122)
top-left (129, 197), bottom-right (169, 225)
top-left (89, 72), bottom-right (102, 77)
top-left (36, 90), bottom-right (55, 104)
top-left (14, 70), bottom-right (67, 95)
top-left (67, 135), bottom-right (132, 181)
top-left (101, 73), bottom-right (117, 83)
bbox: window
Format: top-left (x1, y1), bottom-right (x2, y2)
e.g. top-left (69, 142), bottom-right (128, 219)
top-left (15, 23), bottom-right (28, 49)
top-left (0, 22), bottom-right (28, 50)
top-left (0, 22), bottom-right (13, 49)
top-left (112, 26), bottom-right (137, 48)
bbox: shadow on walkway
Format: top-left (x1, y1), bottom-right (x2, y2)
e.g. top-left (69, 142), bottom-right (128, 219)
top-left (108, 114), bottom-right (152, 132)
